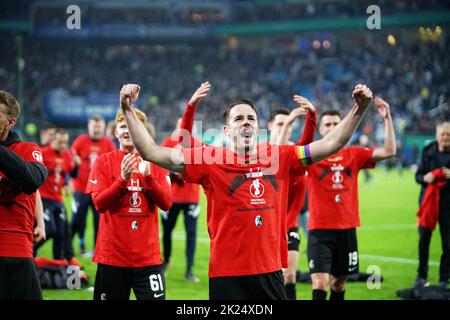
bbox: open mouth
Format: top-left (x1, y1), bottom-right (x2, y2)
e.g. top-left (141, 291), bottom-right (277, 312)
top-left (240, 128), bottom-right (253, 139)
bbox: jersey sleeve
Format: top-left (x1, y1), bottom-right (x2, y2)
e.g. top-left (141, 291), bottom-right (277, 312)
top-left (85, 154), bottom-right (108, 194)
top-left (142, 163), bottom-right (173, 211)
top-left (289, 144), bottom-right (313, 169)
top-left (64, 151), bottom-right (76, 173)
top-left (70, 136), bottom-right (81, 155)
top-left (296, 110), bottom-right (317, 146)
top-left (22, 143), bottom-right (45, 165)
top-left (352, 146), bottom-right (376, 170)
top-left (279, 145), bottom-right (309, 176)
top-left (182, 147), bottom-right (208, 185)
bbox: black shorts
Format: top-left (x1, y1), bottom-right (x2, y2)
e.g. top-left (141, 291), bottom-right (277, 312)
top-left (94, 264), bottom-right (165, 300)
top-left (287, 227), bottom-right (300, 251)
top-left (209, 270), bottom-right (287, 300)
top-left (307, 228), bottom-right (358, 277)
top-left (0, 257), bottom-right (42, 300)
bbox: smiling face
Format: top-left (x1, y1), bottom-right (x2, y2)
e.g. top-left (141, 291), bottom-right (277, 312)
top-left (115, 119), bottom-right (135, 151)
top-left (224, 103), bottom-right (259, 153)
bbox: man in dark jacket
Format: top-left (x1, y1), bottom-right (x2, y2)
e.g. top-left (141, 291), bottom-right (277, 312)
top-left (415, 122), bottom-right (450, 289)
top-left (0, 90), bottom-right (49, 299)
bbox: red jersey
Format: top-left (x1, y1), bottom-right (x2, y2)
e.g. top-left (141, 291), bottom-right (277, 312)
top-left (182, 144), bottom-right (309, 277)
top-left (86, 149), bottom-right (172, 267)
top-left (287, 110), bottom-right (317, 230)
top-left (39, 146), bottom-right (75, 202)
top-left (70, 135), bottom-right (115, 193)
top-left (286, 174), bottom-right (307, 230)
top-left (307, 146), bottom-right (375, 230)
top-left (0, 141), bottom-right (44, 258)
top-left (161, 136), bottom-right (201, 203)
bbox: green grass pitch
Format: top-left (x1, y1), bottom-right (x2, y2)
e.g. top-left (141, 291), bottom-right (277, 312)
top-left (39, 168), bottom-right (442, 300)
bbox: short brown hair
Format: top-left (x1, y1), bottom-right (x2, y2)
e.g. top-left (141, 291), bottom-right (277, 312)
top-left (268, 109), bottom-right (289, 124)
top-left (0, 90), bottom-right (20, 120)
top-left (223, 99), bottom-right (257, 124)
top-left (89, 114), bottom-right (105, 122)
top-left (55, 128), bottom-right (69, 136)
top-left (115, 108), bottom-right (147, 125)
top-left (319, 110), bottom-right (341, 124)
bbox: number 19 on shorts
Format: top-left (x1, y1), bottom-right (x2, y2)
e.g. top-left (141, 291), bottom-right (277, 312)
top-left (348, 251), bottom-right (358, 272)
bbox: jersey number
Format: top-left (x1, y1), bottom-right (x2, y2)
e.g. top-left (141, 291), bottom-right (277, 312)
top-left (149, 274), bottom-right (164, 292)
top-left (348, 251), bottom-right (358, 266)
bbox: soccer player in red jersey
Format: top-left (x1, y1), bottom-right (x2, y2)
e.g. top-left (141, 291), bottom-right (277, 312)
top-left (119, 83), bottom-right (372, 300)
top-left (160, 82), bottom-right (210, 282)
top-left (301, 97), bottom-right (396, 300)
top-left (70, 115), bottom-right (116, 256)
top-left (267, 100), bottom-right (317, 300)
top-left (34, 129), bottom-right (81, 265)
top-left (0, 91), bottom-right (48, 299)
top-left (86, 109), bottom-right (172, 300)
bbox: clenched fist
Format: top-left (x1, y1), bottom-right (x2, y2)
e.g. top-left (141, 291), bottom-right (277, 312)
top-left (352, 84), bottom-right (372, 109)
top-left (120, 84), bottom-right (140, 111)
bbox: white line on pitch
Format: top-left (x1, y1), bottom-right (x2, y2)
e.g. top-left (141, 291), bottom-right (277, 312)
top-left (169, 233), bottom-right (439, 267)
top-left (360, 254), bottom-right (439, 266)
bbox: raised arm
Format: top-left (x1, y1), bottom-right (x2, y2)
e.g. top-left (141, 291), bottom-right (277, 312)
top-left (297, 107), bottom-right (317, 145)
top-left (178, 81), bottom-right (211, 147)
top-left (276, 95), bottom-right (316, 146)
top-left (120, 84), bottom-right (185, 173)
top-left (308, 84), bottom-right (372, 163)
top-left (371, 97), bottom-right (397, 163)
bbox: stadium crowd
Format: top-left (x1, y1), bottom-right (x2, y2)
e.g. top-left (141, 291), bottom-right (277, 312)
top-left (1, 31), bottom-right (448, 144)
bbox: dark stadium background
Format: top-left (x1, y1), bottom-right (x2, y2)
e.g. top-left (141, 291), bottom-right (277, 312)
top-left (1, 0), bottom-right (449, 300)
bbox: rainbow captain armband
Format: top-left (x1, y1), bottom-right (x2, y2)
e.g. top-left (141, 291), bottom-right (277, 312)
top-left (296, 144), bottom-right (313, 166)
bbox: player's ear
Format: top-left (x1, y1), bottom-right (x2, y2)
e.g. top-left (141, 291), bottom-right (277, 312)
top-left (223, 125), bottom-right (230, 137)
top-left (6, 118), bottom-right (16, 130)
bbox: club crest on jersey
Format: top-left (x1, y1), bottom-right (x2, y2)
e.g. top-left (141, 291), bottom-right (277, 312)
top-left (255, 215), bottom-right (263, 227)
top-left (129, 192), bottom-right (142, 213)
top-left (32, 151), bottom-right (43, 162)
top-left (331, 164), bottom-right (345, 188)
top-left (131, 220), bottom-right (138, 231)
top-left (249, 178), bottom-right (265, 198)
top-left (249, 178), bottom-right (267, 205)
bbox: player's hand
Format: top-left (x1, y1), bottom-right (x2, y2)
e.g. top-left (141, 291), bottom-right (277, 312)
top-left (34, 225), bottom-right (46, 243)
top-left (374, 96), bottom-right (391, 119)
top-left (293, 95), bottom-right (315, 113)
top-left (286, 95), bottom-right (315, 124)
top-left (189, 81), bottom-right (211, 106)
top-left (120, 84), bottom-right (140, 111)
top-left (138, 159), bottom-right (151, 177)
top-left (121, 153), bottom-right (137, 180)
top-left (442, 167), bottom-right (450, 179)
top-left (423, 171), bottom-right (435, 183)
top-left (352, 84), bottom-right (372, 110)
